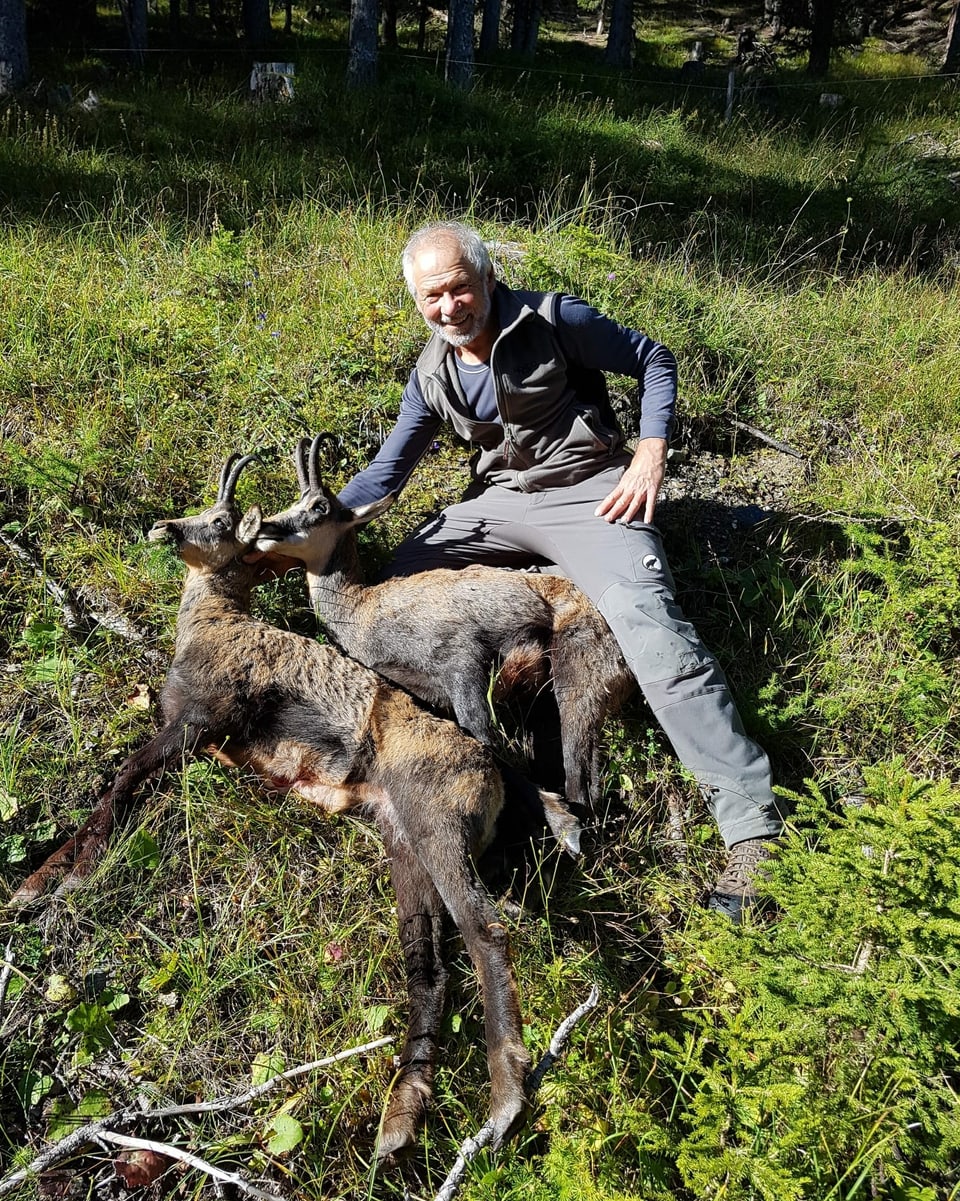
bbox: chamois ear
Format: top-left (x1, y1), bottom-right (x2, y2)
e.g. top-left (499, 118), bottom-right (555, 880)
top-left (350, 493), bottom-right (397, 526)
top-left (237, 505), bottom-right (263, 546)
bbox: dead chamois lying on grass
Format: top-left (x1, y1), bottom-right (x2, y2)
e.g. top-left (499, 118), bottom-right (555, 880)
top-left (9, 453), bottom-right (566, 1162)
top-left (256, 435), bottom-right (636, 814)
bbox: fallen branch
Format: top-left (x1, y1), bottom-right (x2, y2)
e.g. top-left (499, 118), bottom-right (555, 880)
top-left (432, 984), bottom-right (600, 1201)
top-left (0, 530), bottom-right (160, 657)
top-left (0, 531), bottom-right (83, 630)
top-left (144, 1036), bottom-right (395, 1119)
top-left (731, 419), bottom-right (804, 459)
top-left (0, 940), bottom-right (13, 1016)
top-left (96, 1132), bottom-right (279, 1201)
top-left (0, 1036), bottom-right (393, 1197)
top-left (78, 585), bottom-right (159, 653)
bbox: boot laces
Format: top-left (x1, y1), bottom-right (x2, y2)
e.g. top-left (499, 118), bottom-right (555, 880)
top-left (713, 838), bottom-right (775, 896)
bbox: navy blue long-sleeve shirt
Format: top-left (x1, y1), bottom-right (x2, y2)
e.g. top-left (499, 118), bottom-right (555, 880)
top-left (340, 290), bottom-right (676, 509)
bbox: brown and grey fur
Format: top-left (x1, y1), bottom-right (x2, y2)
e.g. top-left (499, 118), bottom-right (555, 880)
top-left (256, 435), bottom-right (636, 812)
top-left (9, 454), bottom-right (537, 1162)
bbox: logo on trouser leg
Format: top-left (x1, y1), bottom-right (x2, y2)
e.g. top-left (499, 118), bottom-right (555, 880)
top-left (642, 554), bottom-right (662, 571)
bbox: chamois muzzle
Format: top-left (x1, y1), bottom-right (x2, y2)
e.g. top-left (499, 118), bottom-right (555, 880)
top-left (147, 519), bottom-right (181, 543)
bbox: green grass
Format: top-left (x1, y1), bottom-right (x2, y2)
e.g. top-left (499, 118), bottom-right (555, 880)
top-left (1, 5), bottom-right (959, 1199)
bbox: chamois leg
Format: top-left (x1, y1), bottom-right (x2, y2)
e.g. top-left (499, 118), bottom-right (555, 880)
top-left (447, 676), bottom-right (495, 747)
top-left (377, 834), bottom-right (449, 1164)
top-left (498, 760), bottom-right (582, 857)
top-left (420, 833), bottom-right (531, 1148)
top-left (8, 719), bottom-right (206, 908)
top-left (551, 639), bottom-right (607, 812)
top-left (555, 693), bottom-right (597, 812)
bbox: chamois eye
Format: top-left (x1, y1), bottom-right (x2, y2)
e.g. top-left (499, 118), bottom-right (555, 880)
top-left (212, 516), bottom-right (231, 533)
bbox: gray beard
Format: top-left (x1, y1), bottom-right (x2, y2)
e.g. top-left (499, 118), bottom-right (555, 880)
top-left (424, 291), bottom-right (492, 349)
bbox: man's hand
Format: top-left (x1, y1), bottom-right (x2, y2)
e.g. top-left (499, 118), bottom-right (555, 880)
top-left (595, 438), bottom-right (668, 525)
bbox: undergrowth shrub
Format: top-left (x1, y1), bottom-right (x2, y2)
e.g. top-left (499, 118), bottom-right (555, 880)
top-left (644, 766), bottom-right (960, 1201)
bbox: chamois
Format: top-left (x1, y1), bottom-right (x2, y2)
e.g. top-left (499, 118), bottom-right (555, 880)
top-left (9, 453), bottom-right (541, 1161)
top-left (256, 435), bottom-right (635, 813)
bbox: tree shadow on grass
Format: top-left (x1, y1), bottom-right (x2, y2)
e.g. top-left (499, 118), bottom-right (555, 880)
top-left (3, 23), bottom-right (959, 276)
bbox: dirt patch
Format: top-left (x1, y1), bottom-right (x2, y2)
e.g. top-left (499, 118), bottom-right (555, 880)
top-left (657, 417), bottom-right (811, 566)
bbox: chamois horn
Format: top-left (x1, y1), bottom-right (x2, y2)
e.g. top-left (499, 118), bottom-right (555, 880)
top-left (217, 452), bottom-right (259, 503)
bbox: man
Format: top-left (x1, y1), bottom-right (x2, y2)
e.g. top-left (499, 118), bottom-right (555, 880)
top-left (338, 220), bottom-right (784, 921)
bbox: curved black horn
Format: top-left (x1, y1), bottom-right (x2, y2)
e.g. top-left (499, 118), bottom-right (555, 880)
top-left (293, 438), bottom-right (312, 498)
top-left (307, 433), bottom-right (338, 492)
top-left (217, 454), bottom-right (241, 501)
top-left (219, 452), bottom-right (259, 503)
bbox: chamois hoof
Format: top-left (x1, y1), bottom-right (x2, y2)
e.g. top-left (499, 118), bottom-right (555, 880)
top-left (540, 791), bottom-right (583, 858)
top-left (7, 842), bottom-right (99, 910)
top-left (376, 1077), bottom-right (431, 1166)
top-left (561, 824), bottom-right (582, 857)
top-left (6, 882), bottom-right (41, 911)
top-left (375, 1127), bottom-right (417, 1168)
top-left (487, 1092), bottom-right (530, 1151)
top-left (7, 867), bottom-right (83, 911)
top-left (7, 867), bottom-right (68, 910)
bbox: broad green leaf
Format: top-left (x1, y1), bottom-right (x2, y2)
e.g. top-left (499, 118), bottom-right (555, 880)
top-left (251, 1050), bottom-right (285, 1087)
top-left (0, 787), bottom-right (18, 822)
top-left (126, 828), bottom-right (161, 872)
top-left (364, 1004), bottom-right (390, 1033)
top-left (264, 1113), bottom-right (303, 1155)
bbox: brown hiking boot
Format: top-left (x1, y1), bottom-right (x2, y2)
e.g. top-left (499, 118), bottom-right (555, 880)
top-left (707, 837), bottom-right (778, 923)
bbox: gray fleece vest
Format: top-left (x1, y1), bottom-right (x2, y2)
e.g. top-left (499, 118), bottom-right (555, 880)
top-left (413, 286), bottom-right (631, 492)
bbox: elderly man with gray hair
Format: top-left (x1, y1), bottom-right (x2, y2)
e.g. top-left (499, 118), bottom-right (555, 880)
top-left (338, 220), bottom-right (785, 921)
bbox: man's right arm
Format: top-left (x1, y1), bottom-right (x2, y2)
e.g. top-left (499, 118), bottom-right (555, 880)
top-left (338, 373), bottom-right (442, 509)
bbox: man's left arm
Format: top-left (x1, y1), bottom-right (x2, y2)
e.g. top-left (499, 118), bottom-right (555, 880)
top-left (555, 296), bottom-right (677, 524)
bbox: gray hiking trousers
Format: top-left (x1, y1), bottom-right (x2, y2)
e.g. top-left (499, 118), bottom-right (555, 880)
top-left (384, 464), bottom-right (784, 847)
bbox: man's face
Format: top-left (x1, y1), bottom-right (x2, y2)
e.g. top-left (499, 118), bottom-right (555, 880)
top-left (411, 242), bottom-right (494, 350)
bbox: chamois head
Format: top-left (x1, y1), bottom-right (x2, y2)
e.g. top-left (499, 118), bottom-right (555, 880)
top-left (256, 435), bottom-right (395, 571)
top-left (149, 453), bottom-right (263, 570)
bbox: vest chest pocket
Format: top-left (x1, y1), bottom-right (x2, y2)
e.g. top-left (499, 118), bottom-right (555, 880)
top-left (572, 405), bottom-right (616, 451)
top-left (500, 357), bottom-right (566, 394)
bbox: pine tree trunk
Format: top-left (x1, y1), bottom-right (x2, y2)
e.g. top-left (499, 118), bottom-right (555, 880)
top-left (0, 0), bottom-right (28, 94)
top-left (478, 0), bottom-right (501, 54)
top-left (446, 0), bottom-right (474, 87)
top-left (242, 0), bottom-right (271, 48)
top-left (382, 0), bottom-right (398, 49)
top-left (943, 0), bottom-right (960, 73)
top-left (119, 0), bottom-right (148, 67)
top-left (347, 0), bottom-right (378, 85)
top-left (510, 0), bottom-right (540, 56)
top-left (603, 0), bottom-right (632, 67)
top-left (807, 0), bottom-right (835, 75)
top-left (73, 0), bottom-right (99, 39)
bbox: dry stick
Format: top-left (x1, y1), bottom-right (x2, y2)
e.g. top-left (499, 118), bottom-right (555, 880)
top-left (731, 419), bottom-right (805, 459)
top-left (0, 530), bottom-right (83, 630)
top-left (0, 1036), bottom-right (394, 1198)
top-left (0, 940), bottom-right (13, 1016)
top-left (432, 984), bottom-right (601, 1201)
top-left (95, 1132), bottom-right (280, 1201)
top-left (0, 530), bottom-right (159, 655)
top-left (78, 585), bottom-right (157, 650)
top-left (144, 1036), bottom-right (395, 1119)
